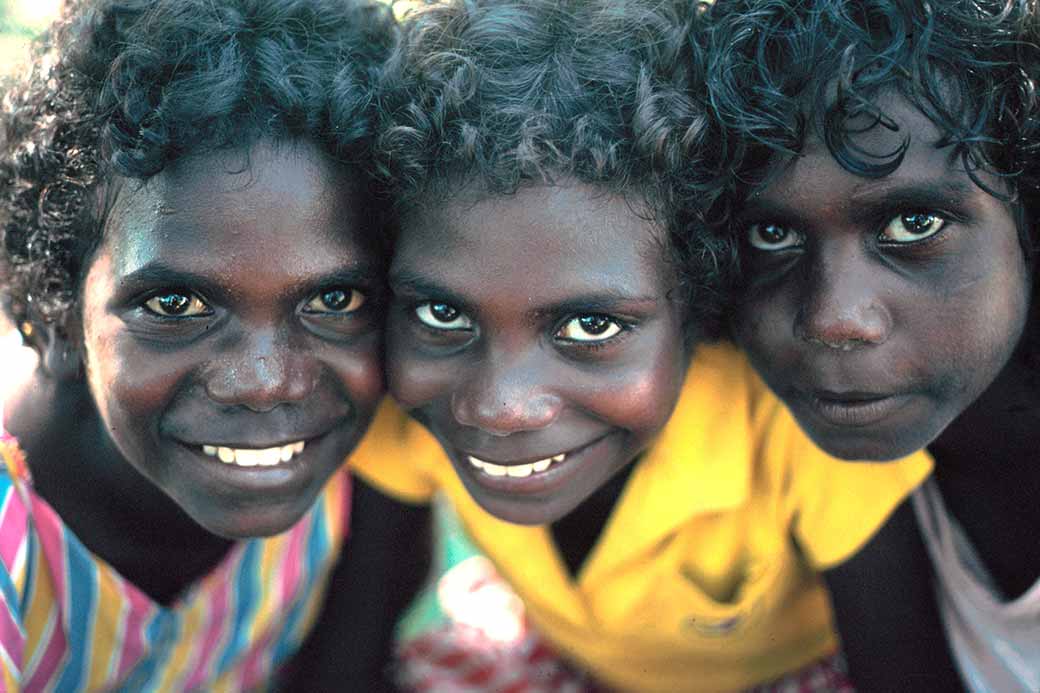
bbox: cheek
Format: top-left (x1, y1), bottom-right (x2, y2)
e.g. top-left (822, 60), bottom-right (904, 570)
top-left (327, 333), bottom-right (385, 414)
top-left (386, 343), bottom-right (453, 411)
top-left (83, 320), bottom-right (189, 442)
top-left (734, 294), bottom-right (795, 366)
top-left (585, 338), bottom-right (686, 438)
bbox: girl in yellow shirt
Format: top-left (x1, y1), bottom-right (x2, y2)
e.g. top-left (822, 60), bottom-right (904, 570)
top-left (348, 1), bottom-right (932, 690)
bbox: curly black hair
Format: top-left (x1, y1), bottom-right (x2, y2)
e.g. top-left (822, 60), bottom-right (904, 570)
top-left (702, 0), bottom-right (1040, 362)
top-left (0, 0), bottom-right (396, 337)
top-left (373, 0), bottom-right (732, 340)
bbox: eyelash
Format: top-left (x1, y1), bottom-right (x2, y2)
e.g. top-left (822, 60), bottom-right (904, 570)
top-left (139, 289), bottom-right (211, 319)
top-left (554, 316), bottom-right (633, 351)
top-left (745, 208), bottom-right (963, 250)
top-left (407, 300), bottom-right (634, 351)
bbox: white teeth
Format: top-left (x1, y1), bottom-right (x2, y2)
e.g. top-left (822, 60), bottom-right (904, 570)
top-left (467, 453), bottom-right (566, 477)
top-left (483, 463), bottom-right (507, 476)
top-left (507, 463), bottom-right (534, 478)
top-left (201, 441), bottom-right (307, 467)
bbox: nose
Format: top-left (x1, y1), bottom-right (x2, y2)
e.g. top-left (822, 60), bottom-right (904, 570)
top-left (450, 350), bottom-right (564, 436)
top-left (795, 245), bottom-right (892, 351)
top-left (205, 328), bottom-right (318, 411)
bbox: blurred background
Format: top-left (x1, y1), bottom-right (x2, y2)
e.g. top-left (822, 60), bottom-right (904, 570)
top-left (0, 0), bottom-right (61, 73)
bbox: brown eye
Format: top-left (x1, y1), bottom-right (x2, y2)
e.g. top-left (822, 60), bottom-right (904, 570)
top-left (415, 302), bottom-right (473, 331)
top-left (556, 314), bottom-right (622, 342)
top-left (880, 212), bottom-right (946, 243)
top-left (304, 288), bottom-right (365, 314)
top-left (144, 292), bottom-right (210, 317)
top-left (747, 223), bottom-right (804, 251)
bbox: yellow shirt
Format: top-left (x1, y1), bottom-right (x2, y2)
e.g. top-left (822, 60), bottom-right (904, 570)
top-left (350, 343), bottom-right (932, 692)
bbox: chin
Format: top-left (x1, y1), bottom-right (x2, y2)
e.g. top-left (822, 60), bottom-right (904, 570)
top-left (196, 501), bottom-right (309, 539)
top-left (809, 427), bottom-right (930, 463)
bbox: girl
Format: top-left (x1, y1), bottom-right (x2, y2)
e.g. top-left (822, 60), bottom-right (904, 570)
top-left (704, 0), bottom-right (1040, 689)
top-left (0, 0), bottom-right (426, 689)
top-left (347, 0), bottom-right (931, 690)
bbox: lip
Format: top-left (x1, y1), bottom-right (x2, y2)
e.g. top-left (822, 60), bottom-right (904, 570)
top-left (452, 433), bottom-right (613, 496)
top-left (800, 389), bottom-right (911, 428)
top-left (168, 422), bottom-right (346, 494)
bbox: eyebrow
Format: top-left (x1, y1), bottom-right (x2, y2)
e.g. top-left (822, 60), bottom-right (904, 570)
top-left (740, 178), bottom-right (981, 221)
top-left (390, 269), bottom-right (662, 318)
top-left (115, 261), bottom-right (379, 301)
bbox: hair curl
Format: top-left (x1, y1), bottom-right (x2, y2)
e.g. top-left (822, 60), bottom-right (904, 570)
top-left (374, 0), bottom-right (733, 340)
top-left (0, 0), bottom-right (396, 334)
top-left (702, 0), bottom-right (1040, 364)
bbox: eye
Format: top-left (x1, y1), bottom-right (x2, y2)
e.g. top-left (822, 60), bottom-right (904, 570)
top-left (303, 288), bottom-right (365, 314)
top-left (879, 212), bottom-right (946, 243)
top-left (143, 291), bottom-right (211, 317)
top-left (556, 314), bottom-right (623, 343)
top-left (415, 302), bottom-right (474, 331)
top-left (747, 223), bottom-right (805, 251)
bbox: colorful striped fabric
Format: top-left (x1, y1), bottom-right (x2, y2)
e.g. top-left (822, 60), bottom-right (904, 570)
top-left (0, 433), bottom-right (351, 692)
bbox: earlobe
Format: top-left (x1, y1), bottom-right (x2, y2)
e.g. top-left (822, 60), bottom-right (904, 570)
top-left (40, 323), bottom-right (85, 383)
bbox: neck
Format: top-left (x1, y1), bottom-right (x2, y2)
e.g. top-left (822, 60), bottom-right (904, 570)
top-left (5, 369), bottom-right (233, 604)
top-left (928, 354), bottom-right (1040, 599)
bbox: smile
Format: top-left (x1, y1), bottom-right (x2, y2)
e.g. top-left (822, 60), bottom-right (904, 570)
top-left (200, 441), bottom-right (306, 467)
top-left (466, 453), bottom-right (566, 478)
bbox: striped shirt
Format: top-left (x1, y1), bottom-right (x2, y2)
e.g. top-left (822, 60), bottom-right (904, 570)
top-left (0, 433), bottom-right (351, 692)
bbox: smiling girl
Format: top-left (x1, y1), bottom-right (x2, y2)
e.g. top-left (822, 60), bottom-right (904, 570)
top-left (0, 0), bottom-right (422, 689)
top-left (346, 0), bottom-right (932, 690)
top-left (705, 0), bottom-right (1040, 689)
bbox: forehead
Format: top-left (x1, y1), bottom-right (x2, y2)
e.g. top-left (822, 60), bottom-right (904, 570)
top-left (759, 91), bottom-right (990, 204)
top-left (101, 141), bottom-right (378, 276)
top-left (393, 183), bottom-right (670, 299)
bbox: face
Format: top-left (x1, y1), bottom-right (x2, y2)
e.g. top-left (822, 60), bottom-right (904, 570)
top-left (387, 183), bottom-right (687, 525)
top-left (79, 141), bottom-right (385, 538)
top-left (734, 93), bottom-right (1032, 461)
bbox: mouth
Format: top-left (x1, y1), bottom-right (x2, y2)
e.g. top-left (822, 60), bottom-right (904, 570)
top-left (465, 452), bottom-right (567, 478)
top-left (802, 390), bottom-right (910, 428)
top-left (199, 440), bottom-right (307, 468)
top-left (454, 433), bottom-right (613, 494)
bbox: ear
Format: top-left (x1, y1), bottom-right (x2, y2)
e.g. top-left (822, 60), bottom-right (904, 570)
top-left (39, 319), bottom-right (84, 383)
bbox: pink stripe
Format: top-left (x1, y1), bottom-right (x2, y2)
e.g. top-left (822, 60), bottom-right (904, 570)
top-left (237, 629), bottom-right (275, 690)
top-left (26, 500), bottom-right (65, 612)
top-left (113, 579), bottom-right (154, 681)
top-left (181, 572), bottom-right (232, 690)
top-left (24, 616), bottom-right (67, 690)
top-left (0, 601), bottom-right (23, 670)
top-left (280, 519), bottom-right (307, 605)
top-left (0, 491), bottom-right (27, 572)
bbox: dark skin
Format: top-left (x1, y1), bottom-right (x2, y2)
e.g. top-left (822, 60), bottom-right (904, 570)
top-left (4, 140), bottom-right (419, 686)
top-left (386, 182), bottom-right (689, 527)
top-left (734, 93), bottom-right (1035, 690)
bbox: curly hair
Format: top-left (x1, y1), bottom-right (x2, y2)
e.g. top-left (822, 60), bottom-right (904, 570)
top-left (374, 0), bottom-right (733, 340)
top-left (0, 0), bottom-right (396, 335)
top-left (702, 0), bottom-right (1040, 362)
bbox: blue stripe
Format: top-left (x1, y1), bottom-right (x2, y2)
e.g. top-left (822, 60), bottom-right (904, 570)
top-left (54, 528), bottom-right (98, 692)
top-left (272, 499), bottom-right (331, 665)
top-left (214, 539), bottom-right (261, 673)
top-left (0, 565), bottom-right (19, 623)
top-left (18, 530), bottom-right (36, 619)
top-left (113, 611), bottom-right (169, 693)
